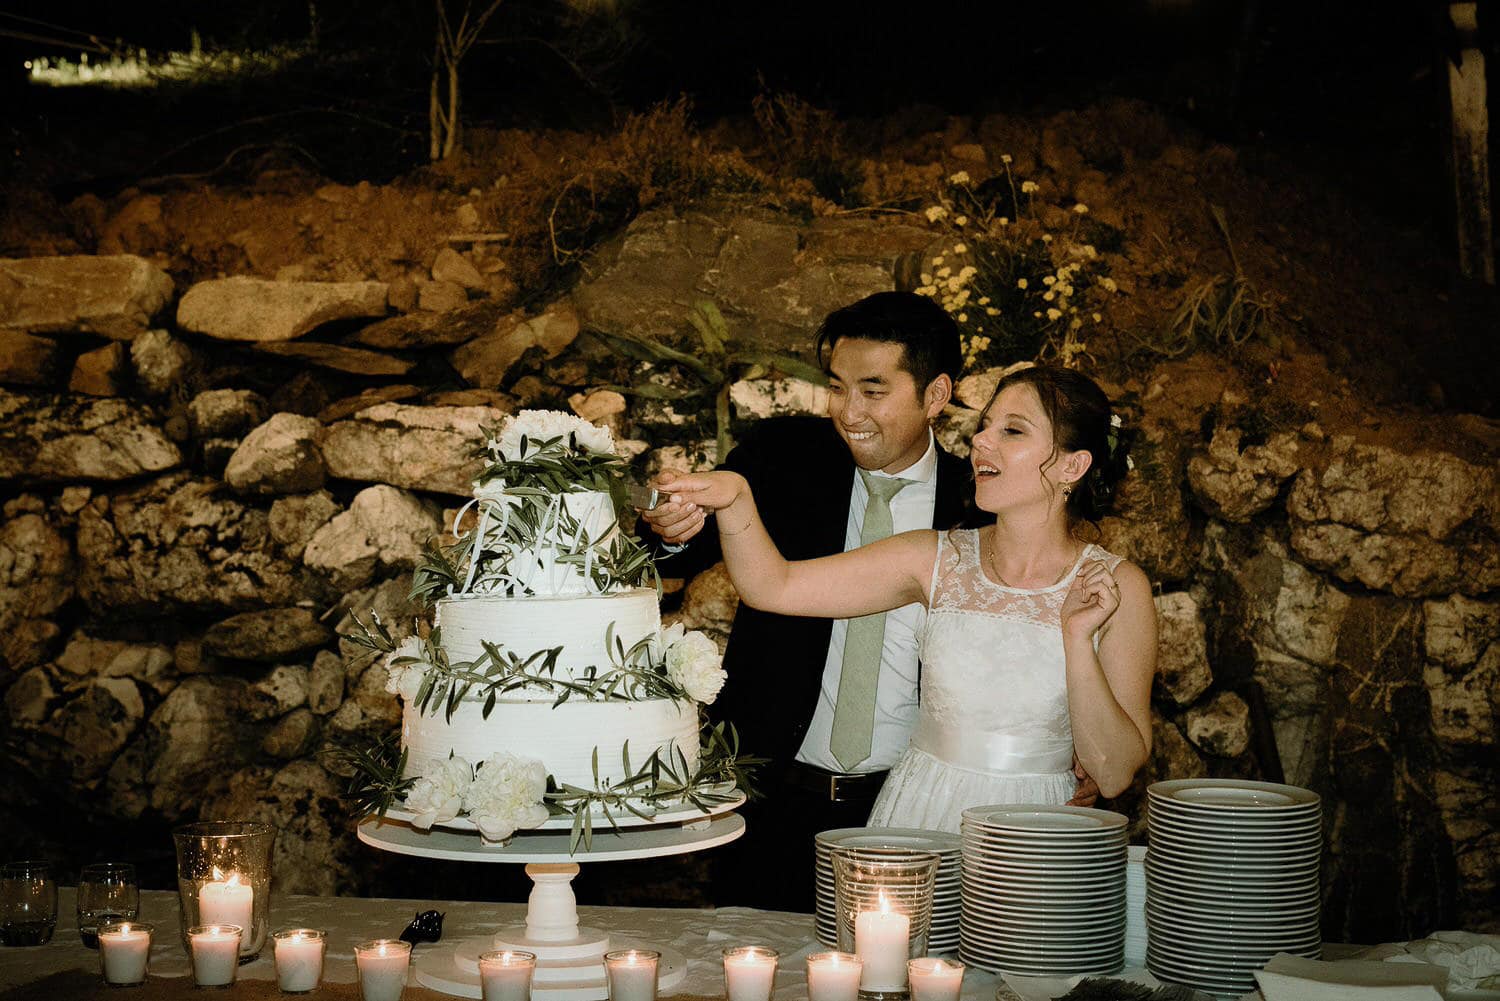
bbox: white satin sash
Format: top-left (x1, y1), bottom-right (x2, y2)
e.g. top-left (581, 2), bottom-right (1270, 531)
top-left (912, 716), bottom-right (1073, 775)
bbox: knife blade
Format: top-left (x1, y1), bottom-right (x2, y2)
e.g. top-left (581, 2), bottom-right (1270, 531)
top-left (626, 482), bottom-right (661, 510)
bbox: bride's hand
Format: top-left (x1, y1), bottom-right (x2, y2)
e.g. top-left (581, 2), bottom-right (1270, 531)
top-left (1060, 559), bottom-right (1122, 642)
top-left (656, 470), bottom-right (748, 514)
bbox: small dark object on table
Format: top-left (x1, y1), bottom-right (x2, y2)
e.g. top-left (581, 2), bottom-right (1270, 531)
top-left (1053, 980), bottom-right (1214, 1001)
top-left (400, 909), bottom-right (445, 945)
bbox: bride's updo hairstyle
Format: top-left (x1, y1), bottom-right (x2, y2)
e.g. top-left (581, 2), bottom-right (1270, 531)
top-left (984, 364), bottom-right (1136, 524)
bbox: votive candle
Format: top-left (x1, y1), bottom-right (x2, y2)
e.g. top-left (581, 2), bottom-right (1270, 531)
top-left (906, 958), bottom-right (964, 1001)
top-left (806, 951), bottom-right (862, 1001)
top-left (274, 928), bottom-right (326, 993)
top-left (188, 924), bottom-right (242, 987)
top-left (722, 946), bottom-right (778, 1001)
top-left (98, 921), bottom-right (153, 986)
top-left (198, 872), bottom-right (253, 937)
top-left (854, 906), bottom-right (910, 991)
top-left (478, 949), bottom-right (536, 1001)
top-left (355, 939), bottom-right (411, 1001)
top-left (603, 948), bottom-right (660, 1001)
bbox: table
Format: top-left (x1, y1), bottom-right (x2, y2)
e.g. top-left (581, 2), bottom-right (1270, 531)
top-left (0, 889), bottom-right (1015, 999)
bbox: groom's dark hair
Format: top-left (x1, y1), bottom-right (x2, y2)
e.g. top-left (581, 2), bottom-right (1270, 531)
top-left (814, 291), bottom-right (962, 394)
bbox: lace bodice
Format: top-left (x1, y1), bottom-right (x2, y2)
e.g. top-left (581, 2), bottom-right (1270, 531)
top-left (915, 530), bottom-right (1124, 765)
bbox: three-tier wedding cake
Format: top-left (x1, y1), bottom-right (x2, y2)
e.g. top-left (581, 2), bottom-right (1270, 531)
top-left (366, 410), bottom-right (736, 843)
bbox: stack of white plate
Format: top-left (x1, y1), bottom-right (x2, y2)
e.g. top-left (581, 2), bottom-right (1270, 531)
top-left (1146, 778), bottom-right (1323, 997)
top-left (814, 828), bottom-right (961, 954)
top-left (959, 805), bottom-right (1127, 976)
top-left (1124, 845), bottom-right (1147, 967)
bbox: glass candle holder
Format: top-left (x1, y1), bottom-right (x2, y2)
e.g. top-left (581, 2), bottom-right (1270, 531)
top-left (723, 946), bottom-right (778, 1001)
top-left (603, 948), bottom-right (660, 1001)
top-left (173, 822), bottom-right (275, 961)
top-left (906, 959), bottom-right (964, 1001)
top-left (274, 929), bottom-right (326, 994)
top-left (99, 921), bottom-right (154, 986)
top-left (478, 949), bottom-right (537, 1001)
top-left (188, 924), bottom-right (243, 988)
top-left (830, 847), bottom-right (941, 1000)
top-left (78, 862), bottom-right (140, 949)
top-left (807, 952), bottom-right (863, 1001)
top-left (0, 860), bottom-right (57, 947)
top-left (355, 939), bottom-right (411, 1001)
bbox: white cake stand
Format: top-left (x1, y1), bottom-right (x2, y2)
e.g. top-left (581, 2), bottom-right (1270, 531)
top-left (358, 793), bottom-right (746, 1000)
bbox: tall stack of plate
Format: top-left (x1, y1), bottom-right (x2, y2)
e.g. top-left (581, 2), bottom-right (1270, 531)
top-left (1145, 778), bottom-right (1323, 997)
top-left (959, 805), bottom-right (1127, 976)
top-left (815, 828), bottom-right (961, 954)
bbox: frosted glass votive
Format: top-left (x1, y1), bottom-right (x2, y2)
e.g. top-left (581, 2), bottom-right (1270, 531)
top-left (355, 938), bottom-right (411, 1001)
top-left (723, 946), bottom-right (778, 1001)
top-left (807, 951), bottom-right (863, 1001)
top-left (188, 924), bottom-right (242, 988)
top-left (604, 948), bottom-right (660, 1001)
top-left (906, 958), bottom-right (964, 1001)
top-left (98, 921), bottom-right (153, 986)
top-left (479, 949), bottom-right (536, 1001)
top-left (274, 928), bottom-right (326, 993)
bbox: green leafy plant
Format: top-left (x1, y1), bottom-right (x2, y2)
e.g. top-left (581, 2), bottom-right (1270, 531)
top-left (595, 300), bottom-right (828, 461)
top-left (324, 731), bottom-right (416, 820)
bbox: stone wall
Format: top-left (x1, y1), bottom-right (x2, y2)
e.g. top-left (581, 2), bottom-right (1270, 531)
top-left (1, 206), bottom-right (1496, 937)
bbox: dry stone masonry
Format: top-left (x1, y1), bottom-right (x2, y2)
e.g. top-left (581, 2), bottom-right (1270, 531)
top-left (0, 210), bottom-right (1495, 940)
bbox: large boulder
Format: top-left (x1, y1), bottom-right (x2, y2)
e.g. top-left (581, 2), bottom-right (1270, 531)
top-left (1187, 427), bottom-right (1302, 523)
top-left (142, 675), bottom-right (265, 816)
top-left (1154, 591), bottom-right (1212, 706)
top-left (203, 608), bottom-right (335, 662)
top-left (0, 330), bottom-right (62, 386)
top-left (53, 632), bottom-right (175, 695)
top-left (0, 506), bottom-right (73, 670)
top-left (1287, 437), bottom-right (1499, 597)
top-left (130, 329), bottom-right (196, 396)
top-left (0, 255), bottom-right (173, 339)
top-left (253, 341), bottom-right (414, 376)
top-left (320, 403), bottom-right (506, 495)
top-left (187, 389), bottom-right (271, 439)
top-left (449, 304), bottom-right (579, 389)
top-left (177, 276), bottom-right (387, 342)
top-left (303, 485), bottom-right (442, 590)
top-left (0, 391), bottom-right (181, 484)
top-left (1100, 418), bottom-right (1195, 583)
top-left (42, 678), bottom-right (146, 781)
top-left (75, 473), bottom-right (322, 614)
top-left (201, 761), bottom-right (353, 895)
top-left (224, 413), bottom-right (326, 494)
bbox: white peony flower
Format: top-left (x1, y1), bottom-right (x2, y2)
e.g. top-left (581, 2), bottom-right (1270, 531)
top-left (664, 628), bottom-right (726, 705)
top-left (492, 410), bottom-right (616, 461)
top-left (384, 636), bottom-right (427, 703)
top-left (404, 756), bottom-right (473, 830)
top-left (463, 752), bottom-right (550, 844)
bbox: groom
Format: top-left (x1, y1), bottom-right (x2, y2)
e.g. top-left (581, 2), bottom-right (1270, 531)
top-left (646, 292), bottom-right (980, 911)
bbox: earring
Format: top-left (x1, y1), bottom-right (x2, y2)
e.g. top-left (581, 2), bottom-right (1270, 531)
top-left (1061, 484), bottom-right (1073, 497)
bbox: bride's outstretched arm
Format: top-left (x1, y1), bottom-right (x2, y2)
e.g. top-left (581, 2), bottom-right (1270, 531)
top-left (1060, 559), bottom-right (1157, 799)
top-left (662, 470), bottom-right (935, 618)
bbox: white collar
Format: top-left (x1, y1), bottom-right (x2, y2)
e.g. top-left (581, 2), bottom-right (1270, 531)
top-left (865, 430), bottom-right (938, 486)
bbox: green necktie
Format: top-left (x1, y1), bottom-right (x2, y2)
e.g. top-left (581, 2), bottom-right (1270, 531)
top-left (829, 470), bottom-right (914, 771)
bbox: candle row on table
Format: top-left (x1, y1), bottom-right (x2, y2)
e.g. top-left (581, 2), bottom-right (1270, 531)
top-left (805, 951), bottom-right (964, 1001)
top-left (95, 922), bottom-right (328, 992)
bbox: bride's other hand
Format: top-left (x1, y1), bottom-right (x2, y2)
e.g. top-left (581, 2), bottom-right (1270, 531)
top-left (1060, 559), bottom-right (1122, 642)
top-left (641, 469), bottom-right (707, 545)
top-left (1066, 756), bottom-right (1101, 807)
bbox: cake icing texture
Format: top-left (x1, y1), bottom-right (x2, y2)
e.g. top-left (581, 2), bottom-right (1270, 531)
top-left (360, 410), bottom-right (739, 844)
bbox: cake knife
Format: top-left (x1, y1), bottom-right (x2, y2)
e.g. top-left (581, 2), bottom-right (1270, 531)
top-left (626, 482), bottom-right (661, 510)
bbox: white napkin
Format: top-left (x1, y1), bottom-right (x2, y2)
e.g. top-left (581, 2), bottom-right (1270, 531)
top-left (1386, 932), bottom-right (1500, 991)
top-left (1255, 953), bottom-right (1448, 1000)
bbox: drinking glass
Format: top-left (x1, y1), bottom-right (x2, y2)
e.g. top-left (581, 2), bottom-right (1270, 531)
top-left (0, 861), bottom-right (57, 946)
top-left (174, 821), bottom-right (275, 961)
top-left (78, 862), bottom-right (140, 948)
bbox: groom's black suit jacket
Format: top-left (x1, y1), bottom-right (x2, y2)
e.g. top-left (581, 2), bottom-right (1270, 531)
top-left (656, 416), bottom-right (976, 770)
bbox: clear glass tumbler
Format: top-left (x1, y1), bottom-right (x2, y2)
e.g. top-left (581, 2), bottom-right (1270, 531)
top-left (829, 847), bottom-right (940, 1000)
top-left (78, 862), bottom-right (140, 948)
top-left (173, 821), bottom-right (276, 961)
top-left (0, 861), bottom-right (57, 946)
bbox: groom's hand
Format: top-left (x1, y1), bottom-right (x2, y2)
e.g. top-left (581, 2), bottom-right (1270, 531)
top-left (1067, 756), bottom-right (1101, 807)
top-left (641, 469), bottom-right (707, 545)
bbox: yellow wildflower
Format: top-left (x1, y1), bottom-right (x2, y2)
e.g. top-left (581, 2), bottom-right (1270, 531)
top-left (1042, 290), bottom-right (1055, 302)
top-left (1041, 234), bottom-right (1053, 243)
top-left (1016, 278), bottom-right (1028, 290)
top-left (949, 171), bottom-right (971, 185)
top-left (1001, 154), bottom-right (1013, 164)
top-left (936, 266), bottom-right (951, 278)
top-left (1046, 308), bottom-right (1062, 321)
top-left (1099, 277), bottom-right (1118, 293)
top-left (920, 273), bottom-right (933, 284)
top-left (925, 206), bottom-right (948, 223)
top-left (1073, 203), bottom-right (1089, 215)
top-left (1042, 275), bottom-right (1056, 286)
top-left (953, 243), bottom-right (968, 255)
top-left (933, 255), bottom-right (945, 265)
top-left (955, 215), bottom-right (968, 227)
top-left (978, 296), bottom-right (990, 305)
top-left (1021, 180), bottom-right (1039, 193)
top-left (1092, 313), bottom-right (1102, 322)
top-left (958, 313), bottom-right (968, 323)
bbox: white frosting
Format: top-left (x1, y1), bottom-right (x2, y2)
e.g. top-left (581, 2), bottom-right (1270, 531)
top-left (435, 589), bottom-right (660, 678)
top-left (412, 587), bottom-right (701, 797)
top-left (402, 696), bottom-right (701, 791)
top-left (466, 490), bottom-right (619, 596)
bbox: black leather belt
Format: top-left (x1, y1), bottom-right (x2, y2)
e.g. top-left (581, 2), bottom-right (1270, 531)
top-left (785, 763), bottom-right (889, 803)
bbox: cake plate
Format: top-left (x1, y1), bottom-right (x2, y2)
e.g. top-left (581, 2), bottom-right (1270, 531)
top-left (358, 792), bottom-right (745, 1000)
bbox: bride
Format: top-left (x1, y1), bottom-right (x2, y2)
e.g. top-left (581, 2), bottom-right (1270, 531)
top-left (659, 364), bottom-right (1157, 832)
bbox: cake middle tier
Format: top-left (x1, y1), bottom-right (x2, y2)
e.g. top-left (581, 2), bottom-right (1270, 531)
top-left (434, 588), bottom-right (661, 676)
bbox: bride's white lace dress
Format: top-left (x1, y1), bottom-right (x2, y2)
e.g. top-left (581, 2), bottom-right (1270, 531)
top-left (867, 529), bottom-right (1124, 833)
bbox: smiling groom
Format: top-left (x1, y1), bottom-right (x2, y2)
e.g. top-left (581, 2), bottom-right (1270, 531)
top-left (645, 291), bottom-right (974, 911)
